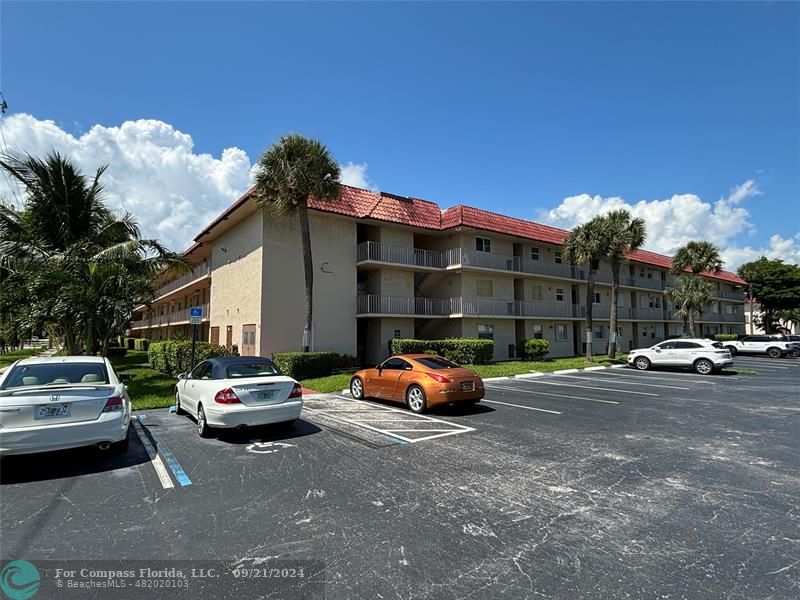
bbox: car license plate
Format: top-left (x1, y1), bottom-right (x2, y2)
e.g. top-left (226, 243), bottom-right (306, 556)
top-left (461, 381), bottom-right (474, 392)
top-left (255, 390), bottom-right (274, 401)
top-left (36, 403), bottom-right (71, 419)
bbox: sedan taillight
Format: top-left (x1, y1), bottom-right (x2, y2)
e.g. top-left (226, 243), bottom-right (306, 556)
top-left (425, 372), bottom-right (452, 383)
top-left (288, 383), bottom-right (302, 399)
top-left (103, 396), bottom-right (124, 412)
top-left (214, 388), bottom-right (241, 404)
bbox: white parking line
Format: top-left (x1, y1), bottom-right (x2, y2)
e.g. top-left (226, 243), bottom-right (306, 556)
top-left (591, 371), bottom-right (717, 385)
top-left (486, 383), bottom-right (619, 404)
top-left (543, 373), bottom-right (691, 391)
top-left (482, 398), bottom-right (562, 414)
top-left (131, 418), bottom-right (174, 490)
top-left (509, 378), bottom-right (659, 397)
top-left (303, 394), bottom-right (475, 444)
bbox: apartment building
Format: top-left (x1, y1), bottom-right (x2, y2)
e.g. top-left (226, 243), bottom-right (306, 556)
top-left (129, 185), bottom-right (747, 364)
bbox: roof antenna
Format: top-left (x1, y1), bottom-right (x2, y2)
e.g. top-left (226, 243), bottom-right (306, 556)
top-left (0, 92), bottom-right (7, 114)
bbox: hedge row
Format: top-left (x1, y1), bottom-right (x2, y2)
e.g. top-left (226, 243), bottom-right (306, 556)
top-left (272, 352), bottom-right (337, 380)
top-left (148, 341), bottom-right (232, 376)
top-left (713, 333), bottom-right (738, 342)
top-left (389, 338), bottom-right (494, 365)
top-left (106, 347), bottom-right (128, 358)
top-left (516, 338), bottom-right (550, 360)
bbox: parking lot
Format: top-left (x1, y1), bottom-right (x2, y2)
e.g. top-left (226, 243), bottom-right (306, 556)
top-left (2, 358), bottom-right (799, 599)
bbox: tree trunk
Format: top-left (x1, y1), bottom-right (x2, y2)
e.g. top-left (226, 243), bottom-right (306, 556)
top-left (585, 264), bottom-right (597, 362)
top-left (298, 201), bottom-right (314, 352)
top-left (688, 310), bottom-right (696, 338)
top-left (84, 322), bottom-right (95, 356)
top-left (608, 262), bottom-right (620, 358)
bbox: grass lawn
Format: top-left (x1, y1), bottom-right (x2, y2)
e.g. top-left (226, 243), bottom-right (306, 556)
top-left (0, 348), bottom-right (41, 369)
top-left (110, 349), bottom-right (176, 410)
top-left (299, 355), bottom-right (630, 392)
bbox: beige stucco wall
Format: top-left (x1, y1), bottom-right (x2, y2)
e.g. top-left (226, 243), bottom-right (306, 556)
top-left (380, 268), bottom-right (414, 297)
top-left (524, 320), bottom-right (574, 358)
top-left (261, 210), bottom-right (357, 356)
top-left (379, 226), bottom-right (414, 248)
top-left (363, 317), bottom-right (415, 365)
top-left (209, 210), bottom-right (264, 351)
top-left (461, 272), bottom-right (514, 299)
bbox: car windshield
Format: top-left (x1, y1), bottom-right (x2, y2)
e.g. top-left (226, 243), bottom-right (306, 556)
top-left (415, 356), bottom-right (461, 369)
top-left (1, 363), bottom-right (110, 389)
top-left (226, 362), bottom-right (281, 378)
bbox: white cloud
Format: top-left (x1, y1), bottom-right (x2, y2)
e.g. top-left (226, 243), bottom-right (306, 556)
top-left (339, 161), bottom-right (375, 190)
top-left (540, 179), bottom-right (795, 270)
top-left (0, 114), bottom-right (252, 251)
top-left (0, 114), bottom-right (378, 251)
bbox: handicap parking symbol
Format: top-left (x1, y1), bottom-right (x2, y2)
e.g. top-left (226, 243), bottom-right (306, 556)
top-left (245, 441), bottom-right (296, 454)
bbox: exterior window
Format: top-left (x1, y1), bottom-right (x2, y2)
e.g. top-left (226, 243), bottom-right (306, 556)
top-left (394, 329), bottom-right (401, 338)
top-left (556, 324), bottom-right (568, 341)
top-left (477, 324), bottom-right (494, 339)
top-left (593, 292), bottom-right (601, 304)
top-left (531, 247), bottom-right (539, 261)
top-left (508, 344), bottom-right (516, 359)
top-left (554, 251), bottom-right (562, 264)
top-left (476, 237), bottom-right (491, 253)
top-left (593, 325), bottom-right (605, 339)
top-left (725, 305), bottom-right (733, 314)
top-left (617, 294), bottom-right (625, 307)
top-left (555, 288), bottom-right (564, 302)
top-left (477, 279), bottom-right (494, 297)
top-left (532, 324), bottom-right (543, 339)
top-left (531, 285), bottom-right (543, 302)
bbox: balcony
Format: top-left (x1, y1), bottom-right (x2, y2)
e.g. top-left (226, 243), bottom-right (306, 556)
top-left (715, 289), bottom-right (745, 301)
top-left (356, 295), bottom-right (581, 318)
top-left (356, 243), bottom-right (667, 290)
top-left (153, 262), bottom-right (211, 299)
top-left (129, 303), bottom-right (210, 330)
top-left (356, 241), bottom-right (448, 269)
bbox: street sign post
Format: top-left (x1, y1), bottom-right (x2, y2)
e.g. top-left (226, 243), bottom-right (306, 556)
top-left (189, 307), bottom-right (203, 369)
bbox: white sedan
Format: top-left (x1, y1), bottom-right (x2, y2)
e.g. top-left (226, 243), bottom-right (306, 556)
top-left (174, 357), bottom-right (302, 437)
top-left (627, 338), bottom-right (734, 375)
top-left (0, 356), bottom-right (131, 455)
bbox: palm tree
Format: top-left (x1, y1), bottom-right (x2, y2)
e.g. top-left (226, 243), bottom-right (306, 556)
top-left (0, 150), bottom-right (184, 355)
top-left (562, 216), bottom-right (609, 361)
top-left (670, 240), bottom-right (723, 276)
top-left (664, 275), bottom-right (714, 337)
top-left (603, 210), bottom-right (646, 358)
top-left (252, 134), bottom-right (341, 352)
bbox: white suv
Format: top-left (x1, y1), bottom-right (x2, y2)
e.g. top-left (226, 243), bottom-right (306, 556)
top-left (723, 335), bottom-right (796, 358)
top-left (628, 338), bottom-right (734, 375)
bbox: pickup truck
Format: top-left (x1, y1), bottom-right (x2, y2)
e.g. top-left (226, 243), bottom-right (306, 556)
top-left (723, 335), bottom-right (796, 358)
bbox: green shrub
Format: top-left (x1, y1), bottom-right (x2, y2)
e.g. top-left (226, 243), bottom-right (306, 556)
top-left (713, 333), bottom-right (738, 342)
top-left (106, 346), bottom-right (127, 358)
top-left (516, 338), bottom-right (550, 360)
top-left (332, 353), bottom-right (360, 371)
top-left (389, 338), bottom-right (494, 365)
top-left (125, 338), bottom-right (136, 350)
top-left (272, 352), bottom-right (336, 380)
top-left (148, 341), bottom-right (231, 376)
top-left (133, 338), bottom-right (150, 351)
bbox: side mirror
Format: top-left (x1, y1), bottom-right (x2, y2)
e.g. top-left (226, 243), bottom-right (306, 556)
top-left (119, 373), bottom-right (134, 383)
top-left (177, 372), bottom-right (188, 380)
top-left (654, 349), bottom-right (661, 353)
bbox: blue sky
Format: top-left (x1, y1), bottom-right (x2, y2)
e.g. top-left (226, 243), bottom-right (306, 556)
top-left (1, 1), bottom-right (798, 267)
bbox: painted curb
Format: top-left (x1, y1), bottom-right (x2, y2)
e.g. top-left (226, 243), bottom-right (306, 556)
top-left (483, 376), bottom-right (512, 382)
top-left (611, 364), bottom-right (629, 369)
top-left (514, 373), bottom-right (545, 379)
top-left (583, 366), bottom-right (607, 371)
top-left (552, 368), bottom-right (580, 374)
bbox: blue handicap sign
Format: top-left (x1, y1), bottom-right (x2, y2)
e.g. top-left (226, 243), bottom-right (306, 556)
top-left (189, 307), bottom-right (203, 318)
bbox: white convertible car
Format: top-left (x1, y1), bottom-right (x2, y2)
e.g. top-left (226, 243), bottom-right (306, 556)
top-left (0, 356), bottom-right (132, 455)
top-left (174, 356), bottom-right (303, 437)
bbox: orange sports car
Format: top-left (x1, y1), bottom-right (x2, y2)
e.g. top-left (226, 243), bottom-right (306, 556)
top-left (349, 354), bottom-right (485, 413)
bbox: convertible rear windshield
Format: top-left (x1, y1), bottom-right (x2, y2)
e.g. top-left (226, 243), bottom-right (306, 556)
top-left (1, 363), bottom-right (110, 389)
top-left (226, 363), bottom-right (281, 378)
top-left (415, 356), bottom-right (460, 369)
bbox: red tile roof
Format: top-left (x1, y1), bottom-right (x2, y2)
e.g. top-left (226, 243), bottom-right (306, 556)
top-left (196, 184), bottom-right (745, 285)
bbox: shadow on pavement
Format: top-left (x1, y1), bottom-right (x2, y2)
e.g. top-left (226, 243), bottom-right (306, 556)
top-left (0, 429), bottom-right (148, 485)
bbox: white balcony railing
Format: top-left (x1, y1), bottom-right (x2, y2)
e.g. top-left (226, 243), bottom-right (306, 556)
top-left (153, 262), bottom-right (211, 299)
top-left (129, 303), bottom-right (210, 329)
top-left (355, 296), bottom-right (582, 318)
